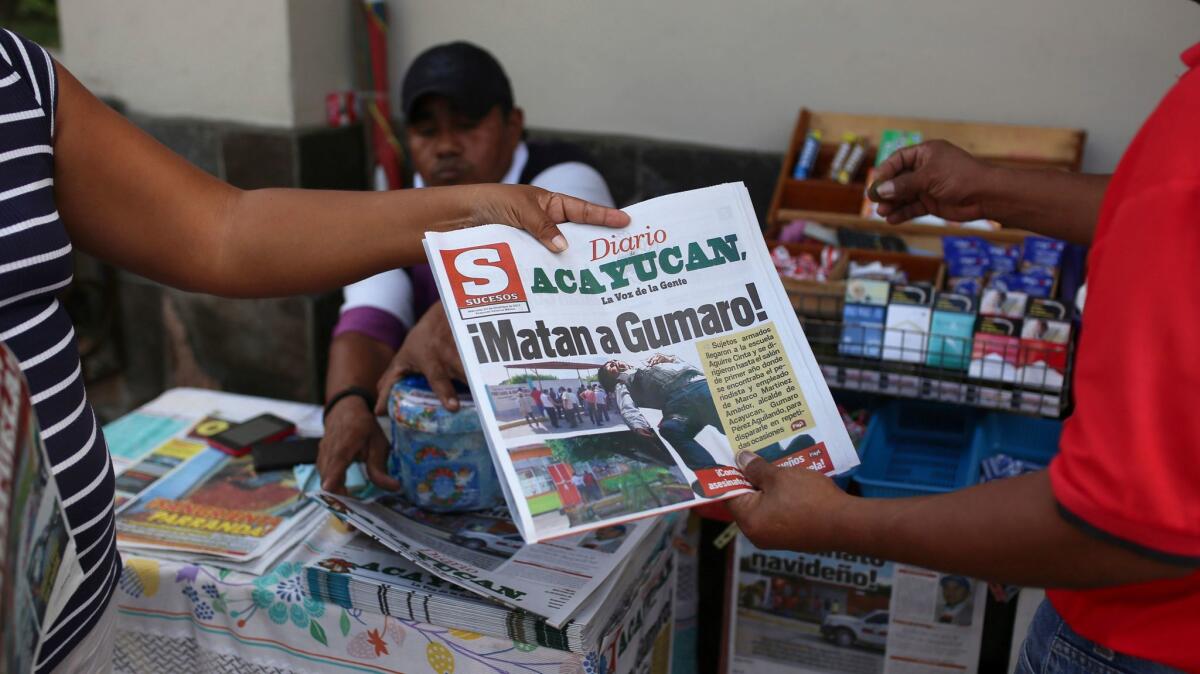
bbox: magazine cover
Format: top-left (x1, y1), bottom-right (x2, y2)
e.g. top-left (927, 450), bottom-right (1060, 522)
top-left (116, 447), bottom-right (316, 560)
top-left (0, 344), bottom-right (82, 674)
top-left (725, 535), bottom-right (894, 674)
top-left (424, 182), bottom-right (857, 542)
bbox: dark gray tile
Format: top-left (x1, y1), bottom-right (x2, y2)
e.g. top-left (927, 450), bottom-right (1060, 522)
top-left (222, 130), bottom-right (297, 189)
top-left (635, 142), bottom-right (780, 225)
top-left (527, 128), bottom-right (639, 208)
top-left (115, 272), bottom-right (167, 405)
top-left (297, 125), bottom-right (368, 190)
top-left (163, 291), bottom-right (319, 403)
top-left (133, 117), bottom-right (224, 177)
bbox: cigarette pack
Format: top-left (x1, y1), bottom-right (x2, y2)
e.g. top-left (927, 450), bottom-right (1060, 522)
top-left (882, 284), bottom-right (932, 363)
top-left (926, 292), bottom-right (977, 370)
top-left (969, 315), bottom-right (1021, 382)
top-left (978, 287), bottom-right (1028, 319)
top-left (839, 279), bottom-right (889, 359)
top-left (1018, 299), bottom-right (1071, 391)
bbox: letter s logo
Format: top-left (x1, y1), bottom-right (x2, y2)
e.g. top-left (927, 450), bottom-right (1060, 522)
top-left (454, 249), bottom-right (510, 296)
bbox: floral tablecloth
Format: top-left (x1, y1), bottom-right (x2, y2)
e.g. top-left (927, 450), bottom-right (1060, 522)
top-left (114, 517), bottom-right (589, 674)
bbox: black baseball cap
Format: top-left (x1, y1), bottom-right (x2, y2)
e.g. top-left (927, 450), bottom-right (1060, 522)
top-left (401, 42), bottom-right (514, 121)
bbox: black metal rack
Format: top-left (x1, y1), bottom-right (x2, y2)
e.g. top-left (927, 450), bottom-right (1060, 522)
top-left (790, 294), bottom-right (1073, 419)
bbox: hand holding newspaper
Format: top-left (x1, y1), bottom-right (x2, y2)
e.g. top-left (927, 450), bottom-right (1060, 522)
top-left (423, 183), bottom-right (858, 542)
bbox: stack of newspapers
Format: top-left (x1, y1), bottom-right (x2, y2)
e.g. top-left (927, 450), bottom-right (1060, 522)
top-left (310, 491), bottom-right (677, 665)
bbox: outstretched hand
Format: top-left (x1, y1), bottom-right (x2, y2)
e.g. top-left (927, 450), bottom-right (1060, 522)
top-left (868, 140), bottom-right (996, 225)
top-left (375, 302), bottom-right (466, 414)
top-left (725, 452), bottom-right (852, 552)
top-left (467, 184), bottom-right (629, 252)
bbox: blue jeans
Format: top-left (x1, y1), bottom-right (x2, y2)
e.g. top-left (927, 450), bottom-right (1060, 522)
top-left (657, 380), bottom-right (724, 471)
top-left (1016, 600), bottom-right (1183, 674)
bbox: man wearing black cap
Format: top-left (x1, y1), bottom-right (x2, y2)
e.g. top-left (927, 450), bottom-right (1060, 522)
top-left (319, 42), bottom-right (615, 494)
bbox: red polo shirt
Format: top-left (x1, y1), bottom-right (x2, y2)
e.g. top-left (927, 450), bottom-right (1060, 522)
top-left (1047, 42), bottom-right (1200, 671)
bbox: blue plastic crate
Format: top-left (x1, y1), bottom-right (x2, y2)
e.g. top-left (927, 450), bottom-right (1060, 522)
top-left (973, 412), bottom-right (1062, 476)
top-left (854, 401), bottom-right (981, 498)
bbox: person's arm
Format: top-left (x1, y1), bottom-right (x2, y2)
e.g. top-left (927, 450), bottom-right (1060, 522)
top-left (51, 63), bottom-right (628, 298)
top-left (374, 301), bottom-right (466, 413)
top-left (614, 382), bottom-right (652, 435)
top-left (868, 140), bottom-right (1108, 245)
top-left (726, 459), bottom-right (1193, 588)
top-left (317, 332), bottom-right (398, 493)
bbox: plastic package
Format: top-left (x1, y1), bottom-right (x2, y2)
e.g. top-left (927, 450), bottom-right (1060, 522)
top-left (387, 375), bottom-right (503, 512)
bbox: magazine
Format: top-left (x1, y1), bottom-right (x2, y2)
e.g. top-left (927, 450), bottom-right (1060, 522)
top-left (314, 490), bottom-right (653, 628)
top-left (304, 514), bottom-right (675, 654)
top-left (0, 344), bottom-right (84, 673)
top-left (116, 446), bottom-right (320, 563)
top-left (423, 182), bottom-right (857, 542)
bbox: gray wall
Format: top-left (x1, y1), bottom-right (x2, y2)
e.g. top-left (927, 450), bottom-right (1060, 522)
top-left (387, 0), bottom-right (1200, 173)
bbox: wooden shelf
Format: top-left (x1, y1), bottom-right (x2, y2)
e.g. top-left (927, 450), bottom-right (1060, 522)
top-left (773, 209), bottom-right (1035, 245)
top-left (766, 108), bottom-right (1087, 241)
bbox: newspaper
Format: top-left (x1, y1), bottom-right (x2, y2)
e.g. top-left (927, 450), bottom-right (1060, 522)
top-left (314, 490), bottom-right (653, 628)
top-left (423, 183), bottom-right (857, 542)
top-left (116, 446), bottom-right (320, 562)
top-left (0, 344), bottom-right (84, 673)
top-left (304, 514), bottom-right (675, 654)
top-left (724, 536), bottom-right (987, 674)
top-left (725, 535), bottom-right (893, 674)
top-left (882, 566), bottom-right (985, 674)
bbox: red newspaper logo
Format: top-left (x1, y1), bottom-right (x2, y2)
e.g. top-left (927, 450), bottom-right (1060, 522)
top-left (439, 243), bottom-right (531, 319)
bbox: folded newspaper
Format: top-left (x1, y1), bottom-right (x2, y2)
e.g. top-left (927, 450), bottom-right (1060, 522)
top-left (423, 182), bottom-right (857, 542)
top-left (304, 514), bottom-right (675, 653)
top-left (1, 344), bottom-right (84, 674)
top-left (313, 490), bottom-right (653, 628)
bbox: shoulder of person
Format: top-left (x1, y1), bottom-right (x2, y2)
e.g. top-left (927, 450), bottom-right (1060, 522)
top-left (522, 139), bottom-right (615, 207)
top-left (521, 138), bottom-right (600, 179)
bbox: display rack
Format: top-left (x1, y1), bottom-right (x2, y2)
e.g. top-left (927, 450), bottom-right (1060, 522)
top-left (764, 110), bottom-right (1086, 418)
top-left (795, 300), bottom-right (1071, 418)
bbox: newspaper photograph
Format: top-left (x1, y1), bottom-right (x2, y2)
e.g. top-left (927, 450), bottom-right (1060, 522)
top-left (725, 535), bottom-right (893, 674)
top-left (116, 446), bottom-right (317, 560)
top-left (314, 490), bottom-right (652, 628)
top-left (424, 182), bottom-right (857, 542)
top-left (0, 345), bottom-right (82, 673)
top-left (882, 566), bottom-right (985, 674)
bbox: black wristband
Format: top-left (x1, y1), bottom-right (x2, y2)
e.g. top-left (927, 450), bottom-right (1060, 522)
top-left (324, 386), bottom-right (376, 421)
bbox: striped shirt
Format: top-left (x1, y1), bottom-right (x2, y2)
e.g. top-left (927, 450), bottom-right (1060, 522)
top-left (0, 31), bottom-right (118, 673)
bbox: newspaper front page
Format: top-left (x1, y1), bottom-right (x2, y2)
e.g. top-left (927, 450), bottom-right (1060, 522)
top-left (424, 183), bottom-right (857, 542)
top-left (0, 345), bottom-right (83, 673)
top-left (724, 537), bottom-right (987, 674)
top-left (315, 490), bottom-right (653, 628)
top-left (725, 535), bottom-right (893, 674)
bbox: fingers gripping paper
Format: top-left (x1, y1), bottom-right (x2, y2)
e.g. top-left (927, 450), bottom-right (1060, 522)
top-left (423, 183), bottom-right (858, 543)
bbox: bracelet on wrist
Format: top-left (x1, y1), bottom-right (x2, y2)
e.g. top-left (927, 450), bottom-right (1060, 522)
top-left (323, 386), bottom-right (376, 421)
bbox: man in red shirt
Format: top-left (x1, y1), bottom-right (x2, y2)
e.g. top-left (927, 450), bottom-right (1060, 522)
top-left (729, 42), bottom-right (1200, 672)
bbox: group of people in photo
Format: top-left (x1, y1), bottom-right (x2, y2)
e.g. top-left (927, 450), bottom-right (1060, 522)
top-left (519, 382), bottom-right (612, 429)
